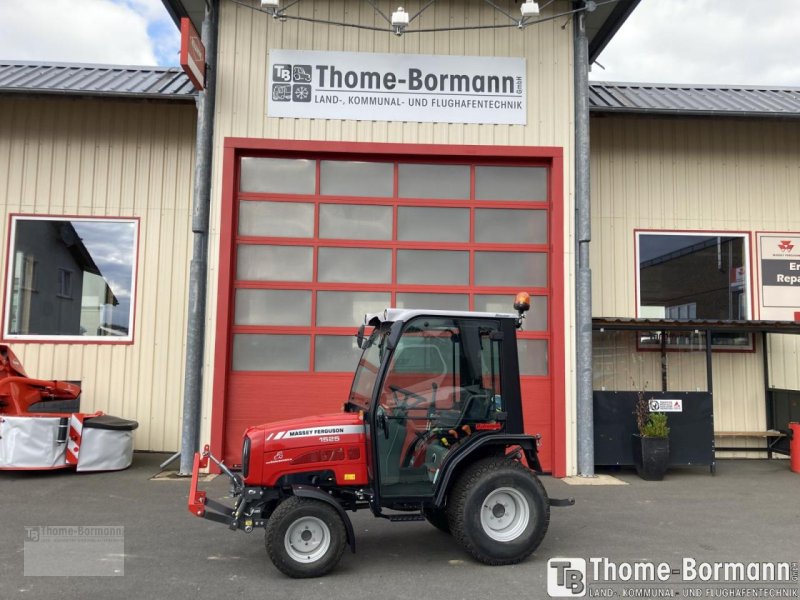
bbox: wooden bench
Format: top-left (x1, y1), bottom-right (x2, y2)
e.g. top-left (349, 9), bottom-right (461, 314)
top-left (715, 430), bottom-right (787, 457)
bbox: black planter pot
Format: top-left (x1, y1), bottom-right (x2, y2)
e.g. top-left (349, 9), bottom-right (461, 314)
top-left (632, 434), bottom-right (669, 481)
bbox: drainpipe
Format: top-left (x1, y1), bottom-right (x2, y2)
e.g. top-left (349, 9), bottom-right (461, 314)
top-left (574, 4), bottom-right (595, 476)
top-left (179, 0), bottom-right (219, 476)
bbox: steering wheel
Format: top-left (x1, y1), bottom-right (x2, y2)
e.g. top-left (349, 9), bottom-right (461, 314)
top-left (388, 384), bottom-right (429, 409)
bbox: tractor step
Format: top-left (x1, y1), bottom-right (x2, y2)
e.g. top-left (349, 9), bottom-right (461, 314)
top-left (384, 513), bottom-right (426, 522)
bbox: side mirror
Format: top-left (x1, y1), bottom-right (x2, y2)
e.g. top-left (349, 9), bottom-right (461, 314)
top-left (356, 324), bottom-right (366, 349)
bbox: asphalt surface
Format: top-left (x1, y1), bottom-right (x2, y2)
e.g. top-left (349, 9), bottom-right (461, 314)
top-left (1, 454), bottom-right (799, 600)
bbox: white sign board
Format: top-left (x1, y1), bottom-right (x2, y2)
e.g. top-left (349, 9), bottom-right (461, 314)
top-left (649, 399), bottom-right (683, 413)
top-left (757, 233), bottom-right (800, 321)
top-left (267, 50), bottom-right (526, 125)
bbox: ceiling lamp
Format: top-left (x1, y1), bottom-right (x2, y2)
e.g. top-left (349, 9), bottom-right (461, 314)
top-left (391, 6), bottom-right (410, 36)
top-left (520, 1), bottom-right (540, 17)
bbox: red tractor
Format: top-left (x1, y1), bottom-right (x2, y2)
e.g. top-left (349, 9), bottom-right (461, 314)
top-left (189, 294), bottom-right (572, 577)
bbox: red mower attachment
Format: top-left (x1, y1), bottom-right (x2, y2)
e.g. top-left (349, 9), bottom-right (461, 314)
top-left (0, 344), bottom-right (138, 471)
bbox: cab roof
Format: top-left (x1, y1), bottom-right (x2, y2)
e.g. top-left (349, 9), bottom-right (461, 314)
top-left (366, 308), bottom-right (518, 326)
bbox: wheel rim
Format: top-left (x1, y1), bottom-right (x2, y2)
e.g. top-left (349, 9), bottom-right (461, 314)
top-left (284, 516), bottom-right (331, 563)
top-left (480, 487), bottom-right (530, 542)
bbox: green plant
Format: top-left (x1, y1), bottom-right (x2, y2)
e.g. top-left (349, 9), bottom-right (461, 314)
top-left (634, 390), bottom-right (670, 438)
top-left (641, 412), bottom-right (670, 438)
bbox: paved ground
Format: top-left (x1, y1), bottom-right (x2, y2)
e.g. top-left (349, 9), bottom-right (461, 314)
top-left (1, 454), bottom-right (798, 600)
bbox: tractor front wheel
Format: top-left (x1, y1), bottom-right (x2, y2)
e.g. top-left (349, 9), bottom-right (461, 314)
top-left (447, 457), bottom-right (550, 565)
top-left (265, 497), bottom-right (347, 578)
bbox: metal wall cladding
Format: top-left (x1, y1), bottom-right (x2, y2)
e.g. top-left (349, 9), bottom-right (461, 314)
top-left (202, 0), bottom-right (579, 467)
top-left (590, 116), bottom-right (800, 456)
top-left (0, 96), bottom-right (197, 452)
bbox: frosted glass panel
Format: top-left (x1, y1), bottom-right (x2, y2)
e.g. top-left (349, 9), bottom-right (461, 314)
top-left (234, 290), bottom-right (311, 326)
top-left (240, 158), bottom-right (315, 194)
top-left (398, 164), bottom-right (469, 199)
top-left (518, 339), bottom-right (548, 376)
top-left (475, 295), bottom-right (547, 330)
top-left (475, 166), bottom-right (547, 200)
top-left (319, 204), bottom-right (392, 240)
top-left (232, 334), bottom-right (309, 371)
top-left (320, 161), bottom-right (393, 197)
top-left (475, 209), bottom-right (547, 244)
top-left (315, 336), bottom-right (362, 372)
top-left (238, 201), bottom-right (314, 238)
top-left (318, 248), bottom-right (391, 283)
top-left (474, 252), bottom-right (547, 287)
top-left (317, 291), bottom-right (391, 326)
top-left (395, 293), bottom-right (469, 311)
top-left (397, 250), bottom-right (469, 285)
top-left (237, 245), bottom-right (313, 281)
top-left (397, 207), bottom-right (469, 242)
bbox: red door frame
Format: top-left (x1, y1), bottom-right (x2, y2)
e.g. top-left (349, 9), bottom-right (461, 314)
top-left (211, 138), bottom-right (566, 477)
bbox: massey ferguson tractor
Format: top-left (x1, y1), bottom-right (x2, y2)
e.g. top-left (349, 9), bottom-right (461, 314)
top-left (188, 293), bottom-right (572, 578)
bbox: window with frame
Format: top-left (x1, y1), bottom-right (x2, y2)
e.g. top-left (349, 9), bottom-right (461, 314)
top-left (637, 232), bottom-right (751, 350)
top-left (4, 216), bottom-right (138, 342)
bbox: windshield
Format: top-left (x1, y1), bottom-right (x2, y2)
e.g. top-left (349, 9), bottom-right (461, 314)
top-left (348, 325), bottom-right (390, 411)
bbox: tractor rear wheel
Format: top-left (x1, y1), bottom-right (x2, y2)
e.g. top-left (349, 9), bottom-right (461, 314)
top-left (446, 456), bottom-right (549, 565)
top-left (422, 506), bottom-right (450, 533)
top-left (265, 497), bottom-right (346, 578)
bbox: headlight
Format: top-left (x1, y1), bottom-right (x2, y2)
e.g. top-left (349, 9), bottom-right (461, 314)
top-left (241, 435), bottom-right (251, 479)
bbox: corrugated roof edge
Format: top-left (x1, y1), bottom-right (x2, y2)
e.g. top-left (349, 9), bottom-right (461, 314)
top-left (0, 61), bottom-right (197, 102)
top-left (590, 81), bottom-right (800, 118)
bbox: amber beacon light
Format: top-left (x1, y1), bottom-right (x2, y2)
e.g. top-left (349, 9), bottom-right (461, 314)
top-left (513, 292), bottom-right (531, 325)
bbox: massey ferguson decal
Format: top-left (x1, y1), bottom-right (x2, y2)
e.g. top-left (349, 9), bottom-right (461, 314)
top-left (268, 49), bottom-right (526, 125)
top-left (757, 233), bottom-right (800, 320)
top-left (272, 425), bottom-right (363, 440)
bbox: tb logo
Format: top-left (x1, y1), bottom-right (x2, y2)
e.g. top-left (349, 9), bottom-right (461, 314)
top-left (548, 558), bottom-right (586, 597)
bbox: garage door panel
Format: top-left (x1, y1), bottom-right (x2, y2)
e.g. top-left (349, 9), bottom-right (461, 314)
top-left (220, 150), bottom-right (561, 473)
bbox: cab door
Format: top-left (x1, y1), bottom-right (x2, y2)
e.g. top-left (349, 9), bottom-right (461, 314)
top-left (374, 317), bottom-right (503, 499)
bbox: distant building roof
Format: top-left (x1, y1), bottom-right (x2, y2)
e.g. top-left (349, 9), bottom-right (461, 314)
top-left (3, 62), bottom-right (800, 119)
top-left (590, 82), bottom-right (800, 119)
top-left (0, 61), bottom-right (196, 102)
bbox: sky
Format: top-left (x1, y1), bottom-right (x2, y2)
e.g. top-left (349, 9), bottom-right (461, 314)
top-left (0, 0), bottom-right (798, 87)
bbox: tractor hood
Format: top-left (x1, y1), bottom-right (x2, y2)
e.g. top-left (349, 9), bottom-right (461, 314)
top-left (243, 412), bottom-right (368, 487)
top-left (248, 412), bottom-right (365, 447)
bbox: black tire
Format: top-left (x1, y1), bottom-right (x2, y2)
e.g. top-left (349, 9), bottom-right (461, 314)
top-left (265, 497), bottom-right (347, 578)
top-left (446, 457), bottom-right (550, 565)
top-left (422, 506), bottom-right (451, 534)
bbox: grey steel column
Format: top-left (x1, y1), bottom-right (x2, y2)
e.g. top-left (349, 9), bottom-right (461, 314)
top-left (179, 0), bottom-right (219, 475)
top-left (574, 5), bottom-right (595, 476)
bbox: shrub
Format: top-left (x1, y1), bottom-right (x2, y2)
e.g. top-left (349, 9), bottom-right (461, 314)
top-left (641, 412), bottom-right (670, 438)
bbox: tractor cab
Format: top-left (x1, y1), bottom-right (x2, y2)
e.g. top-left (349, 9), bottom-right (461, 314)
top-left (347, 309), bottom-right (529, 510)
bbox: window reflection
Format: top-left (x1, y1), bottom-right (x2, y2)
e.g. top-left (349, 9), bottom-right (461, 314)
top-left (7, 218), bottom-right (137, 339)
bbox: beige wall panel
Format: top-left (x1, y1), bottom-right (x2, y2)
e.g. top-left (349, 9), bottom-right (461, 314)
top-left (200, 0), bottom-right (578, 470)
top-left (768, 334), bottom-right (800, 391)
top-left (591, 116), bottom-right (800, 452)
top-left (0, 96), bottom-right (196, 452)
